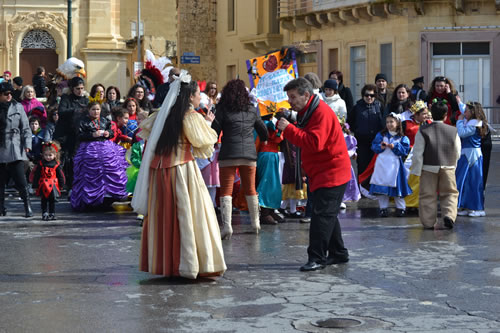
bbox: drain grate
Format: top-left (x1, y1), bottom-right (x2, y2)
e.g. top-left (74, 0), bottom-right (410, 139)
top-left (312, 318), bottom-right (362, 329)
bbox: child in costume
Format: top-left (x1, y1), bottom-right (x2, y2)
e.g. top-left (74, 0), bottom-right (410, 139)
top-left (280, 139), bottom-right (307, 218)
top-left (257, 115), bottom-right (284, 224)
top-left (410, 102), bottom-right (460, 229)
top-left (111, 108), bottom-right (133, 145)
top-left (126, 110), bottom-right (149, 194)
top-left (71, 101), bottom-right (128, 210)
top-left (369, 113), bottom-right (412, 217)
top-left (32, 141), bottom-right (65, 220)
top-left (341, 123), bottom-right (360, 204)
top-left (456, 101), bottom-right (488, 217)
top-left (403, 101), bottom-right (431, 213)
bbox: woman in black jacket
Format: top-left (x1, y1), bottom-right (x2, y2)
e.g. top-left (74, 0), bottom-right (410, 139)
top-left (53, 77), bottom-right (89, 190)
top-left (212, 79), bottom-right (268, 238)
top-left (32, 66), bottom-right (47, 98)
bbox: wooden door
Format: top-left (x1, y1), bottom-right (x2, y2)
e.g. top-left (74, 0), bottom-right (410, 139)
top-left (20, 49), bottom-right (58, 85)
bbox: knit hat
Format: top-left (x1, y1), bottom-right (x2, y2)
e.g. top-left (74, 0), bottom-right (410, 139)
top-left (69, 76), bottom-right (85, 88)
top-left (375, 73), bottom-right (388, 82)
top-left (0, 82), bottom-right (13, 93)
top-left (323, 79), bottom-right (338, 91)
top-left (412, 76), bottom-right (424, 84)
top-left (13, 77), bottom-right (23, 86)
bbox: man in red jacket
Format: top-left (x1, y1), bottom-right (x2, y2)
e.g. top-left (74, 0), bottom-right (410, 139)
top-left (277, 78), bottom-right (352, 271)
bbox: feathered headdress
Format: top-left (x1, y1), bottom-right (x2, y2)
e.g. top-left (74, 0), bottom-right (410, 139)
top-left (138, 50), bottom-right (173, 96)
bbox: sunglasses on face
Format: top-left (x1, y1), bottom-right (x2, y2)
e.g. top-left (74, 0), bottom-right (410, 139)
top-left (1, 92), bottom-right (12, 96)
top-left (364, 94), bottom-right (375, 98)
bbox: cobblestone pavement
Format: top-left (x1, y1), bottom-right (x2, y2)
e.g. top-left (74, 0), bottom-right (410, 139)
top-left (1, 149), bottom-right (500, 332)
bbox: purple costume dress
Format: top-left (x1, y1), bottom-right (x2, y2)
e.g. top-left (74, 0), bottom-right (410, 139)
top-left (71, 115), bottom-right (128, 211)
top-left (343, 133), bottom-right (361, 202)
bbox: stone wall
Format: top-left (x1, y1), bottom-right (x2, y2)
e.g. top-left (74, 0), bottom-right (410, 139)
top-left (177, 0), bottom-right (217, 82)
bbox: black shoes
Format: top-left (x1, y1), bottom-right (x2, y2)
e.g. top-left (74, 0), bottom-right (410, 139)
top-left (325, 257), bottom-right (349, 265)
top-left (396, 209), bottom-right (406, 217)
top-left (42, 213), bottom-right (57, 221)
top-left (443, 216), bottom-right (454, 229)
top-left (379, 209), bottom-right (389, 217)
top-left (300, 261), bottom-right (325, 272)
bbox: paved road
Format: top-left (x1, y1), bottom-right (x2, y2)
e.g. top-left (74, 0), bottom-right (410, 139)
top-left (1, 148), bottom-right (500, 332)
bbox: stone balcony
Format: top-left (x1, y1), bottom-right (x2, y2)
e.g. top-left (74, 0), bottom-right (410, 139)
top-left (277, 0), bottom-right (497, 31)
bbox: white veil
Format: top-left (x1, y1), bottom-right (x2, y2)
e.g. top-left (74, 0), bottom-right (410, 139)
top-left (131, 70), bottom-right (192, 215)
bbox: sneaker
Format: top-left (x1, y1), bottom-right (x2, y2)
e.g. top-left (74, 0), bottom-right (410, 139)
top-left (49, 214), bottom-right (57, 220)
top-left (300, 217), bottom-right (311, 223)
top-left (340, 202), bottom-right (347, 209)
top-left (468, 210), bottom-right (486, 217)
top-left (457, 209), bottom-right (469, 216)
top-left (42, 212), bottom-right (49, 221)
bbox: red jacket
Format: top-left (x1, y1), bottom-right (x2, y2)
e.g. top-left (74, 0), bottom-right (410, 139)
top-left (283, 97), bottom-right (351, 192)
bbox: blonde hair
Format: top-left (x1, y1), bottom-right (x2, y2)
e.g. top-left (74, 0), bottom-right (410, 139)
top-left (21, 85), bottom-right (35, 100)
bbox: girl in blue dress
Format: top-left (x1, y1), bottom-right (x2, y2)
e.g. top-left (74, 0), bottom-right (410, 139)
top-left (456, 101), bottom-right (488, 217)
top-left (369, 113), bottom-right (412, 217)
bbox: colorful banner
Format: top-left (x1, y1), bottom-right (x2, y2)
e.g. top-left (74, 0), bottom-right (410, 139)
top-left (246, 49), bottom-right (298, 116)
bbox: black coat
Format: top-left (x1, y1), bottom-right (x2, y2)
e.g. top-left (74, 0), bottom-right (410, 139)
top-left (54, 93), bottom-right (89, 155)
top-left (212, 104), bottom-right (268, 161)
top-left (348, 99), bottom-right (384, 142)
top-left (338, 84), bottom-right (354, 114)
top-left (32, 75), bottom-right (47, 98)
top-left (78, 116), bottom-right (114, 142)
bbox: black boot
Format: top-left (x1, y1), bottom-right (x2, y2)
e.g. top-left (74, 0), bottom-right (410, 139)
top-left (0, 191), bottom-right (6, 216)
top-left (21, 187), bottom-right (33, 218)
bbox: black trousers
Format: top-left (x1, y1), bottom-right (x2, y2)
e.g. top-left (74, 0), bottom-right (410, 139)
top-left (41, 192), bottom-right (56, 214)
top-left (0, 161), bottom-right (29, 199)
top-left (481, 132), bottom-right (492, 188)
top-left (307, 183), bottom-right (349, 264)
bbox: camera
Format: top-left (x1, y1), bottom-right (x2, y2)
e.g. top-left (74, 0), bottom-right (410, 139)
top-left (275, 108), bottom-right (297, 123)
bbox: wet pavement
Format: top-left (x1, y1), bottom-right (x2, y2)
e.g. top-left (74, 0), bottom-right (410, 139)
top-left (1, 148), bottom-right (500, 332)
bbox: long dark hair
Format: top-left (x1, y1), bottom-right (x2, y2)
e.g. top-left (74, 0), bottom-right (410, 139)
top-left (155, 80), bottom-right (198, 156)
top-left (466, 101), bottom-right (489, 138)
top-left (217, 79), bottom-right (250, 113)
top-left (388, 84), bottom-right (412, 114)
top-left (127, 84), bottom-right (153, 110)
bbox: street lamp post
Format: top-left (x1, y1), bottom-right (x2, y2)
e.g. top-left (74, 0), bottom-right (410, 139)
top-left (67, 0), bottom-right (72, 58)
top-left (137, 0), bottom-right (141, 64)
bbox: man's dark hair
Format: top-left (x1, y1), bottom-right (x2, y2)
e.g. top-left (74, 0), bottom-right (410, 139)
top-left (283, 78), bottom-right (313, 96)
top-left (431, 102), bottom-right (448, 121)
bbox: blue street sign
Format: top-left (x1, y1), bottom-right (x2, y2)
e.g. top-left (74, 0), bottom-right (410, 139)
top-left (181, 55), bottom-right (201, 64)
top-left (183, 52), bottom-right (195, 56)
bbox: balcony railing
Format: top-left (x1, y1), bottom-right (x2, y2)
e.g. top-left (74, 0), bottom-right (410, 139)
top-left (278, 0), bottom-right (372, 17)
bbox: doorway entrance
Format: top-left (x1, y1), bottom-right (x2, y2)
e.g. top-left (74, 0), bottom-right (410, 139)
top-left (19, 30), bottom-right (58, 85)
top-left (431, 42), bottom-right (490, 106)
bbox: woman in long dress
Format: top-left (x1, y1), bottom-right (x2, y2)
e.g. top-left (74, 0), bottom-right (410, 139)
top-left (133, 72), bottom-right (226, 279)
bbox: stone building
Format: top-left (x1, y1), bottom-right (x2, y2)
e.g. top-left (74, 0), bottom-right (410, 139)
top-left (0, 0), bottom-right (177, 95)
top-left (216, 0), bottom-right (500, 120)
top-left (177, 0), bottom-right (217, 83)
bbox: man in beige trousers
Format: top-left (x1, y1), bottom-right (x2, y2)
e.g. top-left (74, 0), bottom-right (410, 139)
top-left (410, 102), bottom-right (461, 229)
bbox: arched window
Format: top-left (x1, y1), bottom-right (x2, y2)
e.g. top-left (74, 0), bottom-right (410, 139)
top-left (21, 30), bottom-right (56, 49)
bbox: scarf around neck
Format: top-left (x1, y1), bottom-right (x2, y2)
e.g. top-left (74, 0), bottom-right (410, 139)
top-left (295, 94), bottom-right (320, 190)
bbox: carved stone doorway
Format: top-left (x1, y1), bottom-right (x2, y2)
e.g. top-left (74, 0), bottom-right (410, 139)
top-left (19, 30), bottom-right (59, 85)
